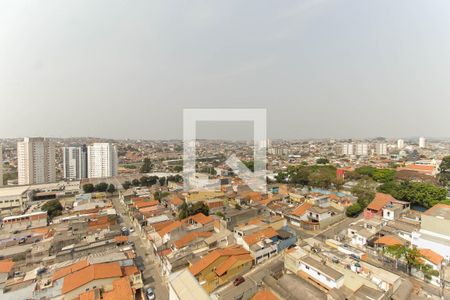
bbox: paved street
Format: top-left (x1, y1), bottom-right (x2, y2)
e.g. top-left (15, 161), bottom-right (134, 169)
top-left (112, 197), bottom-right (169, 300)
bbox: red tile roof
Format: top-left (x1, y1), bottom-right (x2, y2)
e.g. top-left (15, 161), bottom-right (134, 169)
top-left (189, 246), bottom-right (249, 276)
top-left (157, 220), bottom-right (182, 237)
top-left (173, 231), bottom-right (213, 249)
top-left (367, 193), bottom-right (396, 211)
top-left (103, 277), bottom-right (134, 300)
top-left (290, 203), bottom-right (313, 217)
top-left (374, 235), bottom-right (404, 246)
top-left (419, 249), bottom-right (444, 265)
top-left (61, 262), bottom-right (122, 294)
top-left (0, 259), bottom-right (14, 273)
top-left (252, 289), bottom-right (280, 300)
top-left (185, 213), bottom-right (214, 225)
top-left (243, 227), bottom-right (278, 246)
top-left (215, 254), bottom-right (252, 276)
top-left (53, 260), bottom-right (90, 281)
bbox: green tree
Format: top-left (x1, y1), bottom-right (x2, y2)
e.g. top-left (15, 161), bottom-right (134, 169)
top-left (107, 184), bottom-right (116, 194)
top-left (42, 200), bottom-right (63, 220)
top-left (94, 182), bottom-right (108, 192)
top-left (122, 181), bottom-right (131, 190)
top-left (316, 158), bottom-right (329, 165)
top-left (439, 156), bottom-right (450, 186)
top-left (378, 180), bottom-right (447, 208)
top-left (82, 183), bottom-right (95, 193)
top-left (346, 203), bottom-right (362, 217)
top-left (351, 179), bottom-right (376, 208)
top-left (131, 179), bottom-right (140, 186)
top-left (178, 201), bottom-right (210, 219)
top-left (159, 177), bottom-right (167, 186)
top-left (140, 158), bottom-right (153, 173)
top-left (372, 169), bottom-right (396, 183)
top-left (384, 245), bottom-right (423, 275)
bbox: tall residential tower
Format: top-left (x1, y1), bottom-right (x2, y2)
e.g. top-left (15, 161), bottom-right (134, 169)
top-left (17, 137), bottom-right (56, 185)
top-left (63, 145), bottom-right (88, 180)
top-left (87, 143), bottom-right (118, 178)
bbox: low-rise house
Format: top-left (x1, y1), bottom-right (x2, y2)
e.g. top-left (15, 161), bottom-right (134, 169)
top-left (348, 219), bottom-right (382, 248)
top-left (1, 211), bottom-right (48, 232)
top-left (189, 246), bottom-right (253, 293)
top-left (412, 204), bottom-right (450, 260)
top-left (364, 193), bottom-right (409, 220)
top-left (298, 256), bottom-right (344, 290)
top-left (302, 206), bottom-right (344, 231)
top-left (172, 231), bottom-right (213, 251)
top-left (412, 248), bottom-right (444, 287)
top-left (384, 219), bottom-right (420, 243)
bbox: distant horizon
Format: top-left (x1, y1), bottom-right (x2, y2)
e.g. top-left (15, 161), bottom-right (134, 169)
top-left (1, 135), bottom-right (449, 142)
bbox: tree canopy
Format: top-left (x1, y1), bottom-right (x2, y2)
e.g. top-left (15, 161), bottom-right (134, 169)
top-left (378, 180), bottom-right (447, 208)
top-left (42, 200), bottom-right (63, 220)
top-left (140, 158), bottom-right (153, 173)
top-left (276, 164), bottom-right (338, 189)
top-left (178, 201), bottom-right (210, 219)
top-left (439, 156), bottom-right (450, 186)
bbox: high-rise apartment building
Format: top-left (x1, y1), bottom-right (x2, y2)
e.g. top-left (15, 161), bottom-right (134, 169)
top-left (375, 143), bottom-right (387, 156)
top-left (17, 137), bottom-right (56, 185)
top-left (397, 139), bottom-right (404, 149)
top-left (355, 143), bottom-right (368, 156)
top-left (0, 145), bottom-right (3, 187)
top-left (87, 143), bottom-right (118, 178)
top-left (63, 145), bottom-right (88, 180)
top-left (340, 143), bottom-right (353, 156)
top-left (419, 137), bottom-right (426, 148)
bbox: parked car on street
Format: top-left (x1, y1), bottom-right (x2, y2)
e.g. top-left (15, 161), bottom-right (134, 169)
top-left (233, 276), bottom-right (245, 286)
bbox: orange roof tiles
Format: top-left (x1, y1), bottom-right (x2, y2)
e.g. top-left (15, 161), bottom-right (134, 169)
top-left (122, 265), bottom-right (139, 276)
top-left (173, 231), bottom-right (213, 249)
top-left (157, 220), bottom-right (182, 237)
top-left (170, 196), bottom-right (184, 206)
top-left (152, 220), bottom-right (175, 231)
top-left (252, 289), bottom-right (280, 300)
top-left (375, 235), bottom-right (404, 246)
top-left (189, 246), bottom-right (249, 276)
top-left (243, 227), bottom-right (278, 246)
top-left (61, 262), bottom-right (122, 294)
top-left (135, 200), bottom-right (159, 209)
top-left (0, 259), bottom-right (14, 273)
top-left (215, 254), bottom-right (252, 276)
top-left (53, 260), bottom-right (89, 281)
top-left (77, 289), bottom-right (100, 300)
top-left (367, 193), bottom-right (396, 211)
top-left (419, 249), bottom-right (444, 265)
top-left (103, 277), bottom-right (134, 300)
top-left (290, 203), bottom-right (313, 217)
top-left (186, 213), bottom-right (214, 225)
top-left (114, 235), bottom-right (129, 243)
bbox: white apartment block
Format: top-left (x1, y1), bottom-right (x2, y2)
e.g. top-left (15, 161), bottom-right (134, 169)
top-left (0, 145), bottom-right (3, 187)
top-left (397, 139), bottom-right (404, 149)
top-left (355, 143), bottom-right (368, 156)
top-left (419, 137), bottom-right (426, 148)
top-left (63, 145), bottom-right (88, 180)
top-left (17, 137), bottom-right (56, 185)
top-left (375, 143), bottom-right (387, 156)
top-left (340, 143), bottom-right (353, 156)
top-left (87, 143), bottom-right (118, 178)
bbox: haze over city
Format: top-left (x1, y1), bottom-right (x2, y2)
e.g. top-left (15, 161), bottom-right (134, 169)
top-left (1, 1), bottom-right (450, 139)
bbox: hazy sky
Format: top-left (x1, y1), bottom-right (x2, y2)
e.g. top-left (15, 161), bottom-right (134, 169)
top-left (1, 0), bottom-right (450, 140)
